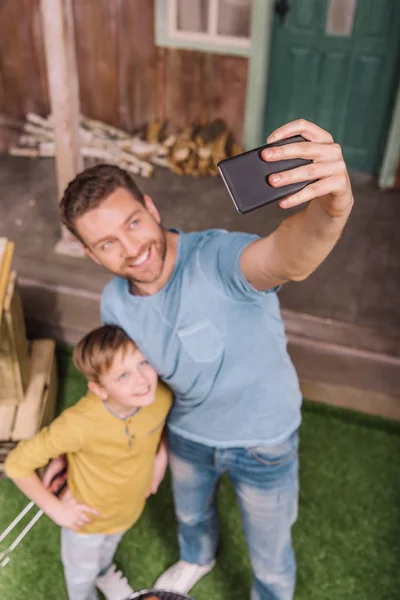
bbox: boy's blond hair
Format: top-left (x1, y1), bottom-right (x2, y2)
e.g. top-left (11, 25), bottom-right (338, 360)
top-left (73, 325), bottom-right (137, 382)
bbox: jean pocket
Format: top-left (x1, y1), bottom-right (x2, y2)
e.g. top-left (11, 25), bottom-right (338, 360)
top-left (246, 432), bottom-right (298, 466)
top-left (177, 320), bottom-right (224, 363)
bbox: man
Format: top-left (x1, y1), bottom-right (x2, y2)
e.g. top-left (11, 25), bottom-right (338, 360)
top-left (51, 120), bottom-right (354, 600)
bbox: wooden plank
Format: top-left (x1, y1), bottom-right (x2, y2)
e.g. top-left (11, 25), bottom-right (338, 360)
top-left (0, 0), bottom-right (32, 119)
top-left (0, 272), bottom-right (29, 405)
top-left (73, 0), bottom-right (119, 126)
top-left (0, 406), bottom-right (16, 441)
top-left (4, 272), bottom-right (30, 394)
top-left (0, 0), bottom-right (50, 120)
top-left (39, 356), bottom-right (58, 430)
top-left (29, 0), bottom-right (51, 116)
top-left (0, 245), bottom-right (19, 405)
top-left (0, 238), bottom-right (7, 278)
top-left (164, 49), bottom-right (203, 130)
top-left (12, 339), bottom-right (57, 441)
top-left (0, 317), bottom-right (19, 403)
top-left (0, 240), bottom-right (14, 315)
top-left (206, 54), bottom-right (248, 143)
top-left (117, 0), bottom-right (158, 131)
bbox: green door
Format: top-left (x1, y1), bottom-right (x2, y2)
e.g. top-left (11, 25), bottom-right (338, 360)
top-left (264, 0), bottom-right (400, 173)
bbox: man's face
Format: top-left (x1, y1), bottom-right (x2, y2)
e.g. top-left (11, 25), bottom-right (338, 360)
top-left (75, 188), bottom-right (167, 285)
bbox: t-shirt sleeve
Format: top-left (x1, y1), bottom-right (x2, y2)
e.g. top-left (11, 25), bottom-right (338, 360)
top-left (100, 283), bottom-right (118, 325)
top-left (4, 409), bottom-right (84, 479)
top-left (199, 231), bottom-right (279, 301)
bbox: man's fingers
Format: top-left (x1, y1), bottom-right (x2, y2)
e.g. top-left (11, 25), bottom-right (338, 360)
top-left (42, 458), bottom-right (67, 489)
top-left (268, 161), bottom-right (344, 188)
top-left (278, 175), bottom-right (350, 210)
top-left (267, 119), bottom-right (334, 144)
top-left (261, 141), bottom-right (343, 164)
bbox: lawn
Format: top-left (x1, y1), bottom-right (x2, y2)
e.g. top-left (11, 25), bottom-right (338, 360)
top-left (1, 347), bottom-right (400, 599)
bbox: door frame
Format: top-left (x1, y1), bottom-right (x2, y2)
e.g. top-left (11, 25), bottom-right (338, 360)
top-left (244, 0), bottom-right (399, 179)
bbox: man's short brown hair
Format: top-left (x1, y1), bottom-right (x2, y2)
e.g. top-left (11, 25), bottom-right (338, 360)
top-left (59, 164), bottom-right (145, 242)
top-left (73, 325), bottom-right (137, 383)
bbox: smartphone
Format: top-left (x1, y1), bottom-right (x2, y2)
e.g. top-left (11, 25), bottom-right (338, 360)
top-left (217, 135), bottom-right (314, 214)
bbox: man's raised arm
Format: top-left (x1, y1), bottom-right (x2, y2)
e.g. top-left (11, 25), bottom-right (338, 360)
top-left (240, 119), bottom-right (354, 291)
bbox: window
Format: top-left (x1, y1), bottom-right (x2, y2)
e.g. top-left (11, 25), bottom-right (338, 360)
top-left (326, 0), bottom-right (357, 37)
top-left (155, 0), bottom-right (254, 57)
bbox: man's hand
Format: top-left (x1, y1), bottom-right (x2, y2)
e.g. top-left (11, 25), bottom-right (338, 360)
top-left (47, 488), bottom-right (101, 531)
top-left (146, 441), bottom-right (168, 498)
top-left (240, 119), bottom-right (354, 290)
top-left (261, 119), bottom-right (353, 216)
top-left (42, 455), bottom-right (68, 494)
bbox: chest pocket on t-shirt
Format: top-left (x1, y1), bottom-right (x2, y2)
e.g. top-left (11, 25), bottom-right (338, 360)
top-left (177, 320), bottom-right (224, 363)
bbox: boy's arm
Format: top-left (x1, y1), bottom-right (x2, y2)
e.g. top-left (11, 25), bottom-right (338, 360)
top-left (12, 473), bottom-right (100, 530)
top-left (5, 410), bottom-right (100, 529)
top-left (146, 430), bottom-right (168, 498)
top-left (4, 410), bottom-right (80, 480)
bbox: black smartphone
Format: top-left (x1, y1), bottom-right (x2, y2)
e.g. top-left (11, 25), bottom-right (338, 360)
top-left (217, 135), bottom-right (313, 214)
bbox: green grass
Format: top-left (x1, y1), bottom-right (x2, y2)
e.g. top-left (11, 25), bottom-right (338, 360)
top-left (1, 346), bottom-right (400, 599)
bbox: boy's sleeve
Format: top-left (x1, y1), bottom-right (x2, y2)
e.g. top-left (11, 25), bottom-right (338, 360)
top-left (199, 231), bottom-right (280, 301)
top-left (4, 408), bottom-right (84, 479)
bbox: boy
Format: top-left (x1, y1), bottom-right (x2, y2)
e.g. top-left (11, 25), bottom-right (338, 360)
top-left (5, 324), bottom-right (172, 600)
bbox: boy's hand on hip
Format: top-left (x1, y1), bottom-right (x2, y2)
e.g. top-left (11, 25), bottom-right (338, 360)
top-left (48, 488), bottom-right (101, 531)
top-left (262, 119), bottom-right (354, 217)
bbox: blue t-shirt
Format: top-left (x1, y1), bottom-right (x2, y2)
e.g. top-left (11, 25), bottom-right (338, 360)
top-left (101, 229), bottom-right (302, 448)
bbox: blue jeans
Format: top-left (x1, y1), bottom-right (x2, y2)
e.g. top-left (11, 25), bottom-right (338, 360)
top-left (61, 528), bottom-right (125, 600)
top-left (168, 429), bottom-right (299, 600)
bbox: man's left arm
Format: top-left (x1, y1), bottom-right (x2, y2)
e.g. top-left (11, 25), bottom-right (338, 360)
top-left (240, 119), bottom-right (354, 291)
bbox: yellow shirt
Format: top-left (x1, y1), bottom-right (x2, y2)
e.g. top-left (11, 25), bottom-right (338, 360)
top-left (5, 383), bottom-right (172, 534)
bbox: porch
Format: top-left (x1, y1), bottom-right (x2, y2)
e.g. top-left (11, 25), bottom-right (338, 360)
top-left (1, 154), bottom-right (400, 418)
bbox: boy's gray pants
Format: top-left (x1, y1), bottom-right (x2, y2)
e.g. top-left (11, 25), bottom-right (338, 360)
top-left (61, 527), bottom-right (125, 600)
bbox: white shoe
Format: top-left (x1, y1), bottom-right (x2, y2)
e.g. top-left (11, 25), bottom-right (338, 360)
top-left (96, 564), bottom-right (134, 600)
top-left (153, 559), bottom-right (216, 593)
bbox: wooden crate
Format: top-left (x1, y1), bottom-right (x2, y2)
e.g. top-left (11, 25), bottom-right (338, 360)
top-left (0, 239), bottom-right (30, 405)
top-left (0, 339), bottom-right (58, 476)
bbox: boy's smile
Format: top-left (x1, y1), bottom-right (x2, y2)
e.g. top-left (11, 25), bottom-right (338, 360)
top-left (89, 344), bottom-right (158, 417)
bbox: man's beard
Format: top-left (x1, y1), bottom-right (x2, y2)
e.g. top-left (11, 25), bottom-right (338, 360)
top-left (123, 230), bottom-right (167, 285)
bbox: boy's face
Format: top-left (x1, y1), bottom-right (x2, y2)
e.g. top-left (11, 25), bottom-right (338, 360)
top-left (92, 344), bottom-right (158, 410)
top-left (75, 188), bottom-right (167, 286)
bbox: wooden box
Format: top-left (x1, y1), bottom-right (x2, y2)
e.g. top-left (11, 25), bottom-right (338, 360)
top-left (0, 339), bottom-right (58, 475)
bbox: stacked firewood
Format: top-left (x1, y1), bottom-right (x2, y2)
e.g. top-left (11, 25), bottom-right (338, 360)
top-left (9, 114), bottom-right (242, 178)
top-left (142, 118), bottom-right (243, 176)
top-left (9, 113), bottom-right (161, 178)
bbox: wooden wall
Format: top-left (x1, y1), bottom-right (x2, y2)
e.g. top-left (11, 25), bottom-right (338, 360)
top-left (0, 0), bottom-right (248, 141)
